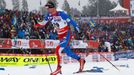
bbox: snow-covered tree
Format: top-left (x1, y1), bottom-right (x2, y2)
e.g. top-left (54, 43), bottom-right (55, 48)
top-left (22, 0), bottom-right (28, 11)
top-left (12, 0), bottom-right (20, 11)
top-left (62, 0), bottom-right (71, 14)
top-left (0, 0), bottom-right (6, 10)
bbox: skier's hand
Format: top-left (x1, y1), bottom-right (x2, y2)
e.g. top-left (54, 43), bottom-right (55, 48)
top-left (33, 18), bottom-right (38, 24)
top-left (33, 18), bottom-right (40, 30)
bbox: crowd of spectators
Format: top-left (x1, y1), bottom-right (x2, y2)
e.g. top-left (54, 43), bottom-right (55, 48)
top-left (98, 23), bottom-right (134, 51)
top-left (0, 9), bottom-right (134, 53)
top-left (76, 19), bottom-right (134, 51)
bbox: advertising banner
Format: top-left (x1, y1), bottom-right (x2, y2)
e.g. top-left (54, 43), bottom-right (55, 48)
top-left (114, 50), bottom-right (134, 60)
top-left (88, 40), bottom-right (99, 49)
top-left (71, 40), bottom-right (88, 48)
top-left (130, 0), bottom-right (134, 16)
top-left (92, 52), bottom-right (114, 62)
top-left (11, 39), bottom-right (29, 49)
top-left (29, 39), bottom-right (45, 49)
top-left (0, 52), bottom-right (115, 66)
top-left (0, 39), bottom-right (12, 49)
top-left (45, 40), bottom-right (59, 48)
top-left (0, 54), bottom-right (57, 66)
top-left (0, 39), bottom-right (100, 49)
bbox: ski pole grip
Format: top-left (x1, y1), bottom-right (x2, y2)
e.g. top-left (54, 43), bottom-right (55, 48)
top-left (33, 18), bottom-right (38, 24)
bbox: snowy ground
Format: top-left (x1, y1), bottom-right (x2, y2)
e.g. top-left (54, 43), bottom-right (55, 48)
top-left (0, 59), bottom-right (134, 75)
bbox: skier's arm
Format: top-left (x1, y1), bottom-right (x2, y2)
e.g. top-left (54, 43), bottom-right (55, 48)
top-left (61, 12), bottom-right (80, 33)
top-left (33, 13), bottom-right (53, 29)
top-left (68, 18), bottom-right (80, 33)
top-left (33, 18), bottom-right (49, 28)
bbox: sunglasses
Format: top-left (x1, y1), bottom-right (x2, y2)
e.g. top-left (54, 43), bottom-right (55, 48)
top-left (45, 5), bottom-right (55, 9)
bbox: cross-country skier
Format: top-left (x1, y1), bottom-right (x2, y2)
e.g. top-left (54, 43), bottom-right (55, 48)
top-left (34, 1), bottom-right (85, 75)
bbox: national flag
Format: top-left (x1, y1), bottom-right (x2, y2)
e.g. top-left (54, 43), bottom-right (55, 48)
top-left (87, 18), bottom-right (96, 28)
top-left (12, 15), bottom-right (17, 26)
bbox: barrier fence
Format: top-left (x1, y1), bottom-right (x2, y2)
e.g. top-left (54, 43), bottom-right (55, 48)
top-left (0, 39), bottom-right (133, 66)
top-left (0, 50), bottom-right (134, 66)
top-left (0, 39), bottom-right (99, 49)
top-left (0, 52), bottom-right (114, 66)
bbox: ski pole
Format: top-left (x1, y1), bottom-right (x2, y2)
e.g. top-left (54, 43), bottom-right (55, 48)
top-left (84, 40), bottom-right (119, 71)
top-left (33, 17), bottom-right (53, 72)
top-left (36, 31), bottom-right (53, 72)
top-left (98, 52), bottom-right (120, 71)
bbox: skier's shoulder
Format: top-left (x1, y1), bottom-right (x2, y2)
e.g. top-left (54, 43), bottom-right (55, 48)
top-left (58, 11), bottom-right (68, 17)
top-left (44, 13), bottom-right (52, 20)
top-left (58, 11), bottom-right (69, 18)
top-left (45, 13), bottom-right (51, 17)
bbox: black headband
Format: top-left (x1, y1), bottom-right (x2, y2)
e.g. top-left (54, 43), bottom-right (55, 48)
top-left (45, 1), bottom-right (56, 8)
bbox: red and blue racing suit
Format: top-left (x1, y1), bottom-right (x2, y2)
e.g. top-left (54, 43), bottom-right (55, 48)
top-left (35, 11), bottom-right (81, 65)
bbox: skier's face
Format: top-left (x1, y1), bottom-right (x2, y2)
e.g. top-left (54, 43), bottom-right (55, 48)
top-left (47, 7), bottom-right (55, 13)
top-left (46, 7), bottom-right (57, 14)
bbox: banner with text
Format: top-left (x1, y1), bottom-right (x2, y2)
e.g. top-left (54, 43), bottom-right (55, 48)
top-left (0, 39), bottom-right (99, 49)
top-left (0, 54), bottom-right (57, 66)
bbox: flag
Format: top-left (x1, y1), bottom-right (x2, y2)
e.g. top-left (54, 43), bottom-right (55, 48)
top-left (12, 15), bottom-right (17, 26)
top-left (87, 18), bottom-right (96, 29)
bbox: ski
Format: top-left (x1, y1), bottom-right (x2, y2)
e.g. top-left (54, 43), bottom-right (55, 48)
top-left (73, 70), bottom-right (87, 74)
top-left (73, 69), bottom-right (103, 74)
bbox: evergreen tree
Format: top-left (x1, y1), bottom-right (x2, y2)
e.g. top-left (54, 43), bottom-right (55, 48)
top-left (62, 0), bottom-right (71, 14)
top-left (71, 8), bottom-right (81, 17)
top-left (0, 0), bottom-right (6, 10)
top-left (82, 0), bottom-right (116, 17)
top-left (40, 6), bottom-right (47, 15)
top-left (12, 0), bottom-right (20, 11)
top-left (22, 0), bottom-right (28, 11)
